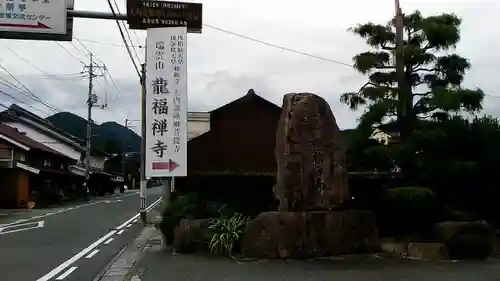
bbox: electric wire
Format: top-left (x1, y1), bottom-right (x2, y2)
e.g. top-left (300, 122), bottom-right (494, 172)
top-left (112, 0), bottom-right (141, 64)
top-left (56, 42), bottom-right (86, 65)
top-left (0, 64), bottom-right (62, 113)
top-left (106, 0), bottom-right (141, 78)
top-left (0, 90), bottom-right (50, 117)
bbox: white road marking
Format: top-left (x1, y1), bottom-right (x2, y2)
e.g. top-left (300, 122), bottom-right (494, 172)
top-left (133, 219), bottom-right (138, 223)
top-left (36, 196), bottom-right (162, 281)
top-left (0, 192), bottom-right (139, 228)
top-left (0, 220), bottom-right (44, 235)
top-left (104, 238), bottom-right (114, 245)
top-left (115, 197), bottom-right (162, 230)
top-left (55, 266), bottom-right (78, 280)
top-left (126, 224), bottom-right (132, 228)
top-left (36, 231), bottom-right (116, 281)
top-left (85, 249), bottom-right (99, 259)
top-left (117, 230), bottom-right (125, 235)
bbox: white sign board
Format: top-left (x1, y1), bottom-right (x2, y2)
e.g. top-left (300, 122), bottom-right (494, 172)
top-left (0, 0), bottom-right (67, 34)
top-left (145, 27), bottom-right (188, 178)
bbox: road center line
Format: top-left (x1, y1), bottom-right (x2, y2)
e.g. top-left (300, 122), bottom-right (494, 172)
top-left (36, 231), bottom-right (116, 281)
top-left (85, 249), bottom-right (99, 259)
top-left (36, 196), bottom-right (162, 281)
top-left (104, 238), bottom-right (114, 245)
top-left (55, 266), bottom-right (78, 280)
top-left (115, 197), bottom-right (162, 230)
top-left (0, 192), bottom-right (139, 228)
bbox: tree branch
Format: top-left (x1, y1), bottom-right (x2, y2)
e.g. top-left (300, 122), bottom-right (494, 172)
top-left (381, 42), bottom-right (395, 50)
top-left (413, 68), bottom-right (438, 72)
top-left (414, 91), bottom-right (432, 96)
top-left (375, 65), bottom-right (396, 70)
top-left (362, 82), bottom-right (398, 91)
top-left (422, 43), bottom-right (432, 51)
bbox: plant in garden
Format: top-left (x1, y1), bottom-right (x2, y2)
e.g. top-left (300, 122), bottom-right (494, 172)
top-left (160, 193), bottom-right (198, 245)
top-left (208, 213), bottom-right (250, 256)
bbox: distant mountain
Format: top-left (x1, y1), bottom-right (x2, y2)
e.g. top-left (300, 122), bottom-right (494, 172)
top-left (46, 112), bottom-right (140, 154)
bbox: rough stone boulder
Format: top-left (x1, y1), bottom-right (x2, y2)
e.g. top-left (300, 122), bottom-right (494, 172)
top-left (173, 218), bottom-right (212, 253)
top-left (242, 211), bottom-right (378, 259)
top-left (493, 230), bottom-right (500, 256)
top-left (407, 242), bottom-right (449, 261)
top-left (274, 93), bottom-right (349, 211)
top-left (435, 220), bottom-right (493, 260)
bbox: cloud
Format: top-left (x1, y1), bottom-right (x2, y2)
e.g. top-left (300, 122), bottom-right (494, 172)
top-left (0, 0), bottom-right (497, 131)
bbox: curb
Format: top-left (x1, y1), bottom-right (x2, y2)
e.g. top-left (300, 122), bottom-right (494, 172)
top-left (93, 225), bottom-right (158, 281)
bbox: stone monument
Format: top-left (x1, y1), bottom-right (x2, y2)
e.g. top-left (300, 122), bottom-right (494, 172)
top-left (274, 92), bottom-right (349, 210)
top-left (242, 93), bottom-right (379, 259)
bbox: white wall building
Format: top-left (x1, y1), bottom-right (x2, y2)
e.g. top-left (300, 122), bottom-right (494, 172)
top-left (0, 105), bottom-right (106, 176)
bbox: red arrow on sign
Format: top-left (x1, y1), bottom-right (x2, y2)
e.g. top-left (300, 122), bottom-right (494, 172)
top-left (0, 21), bottom-right (51, 29)
top-left (152, 159), bottom-right (179, 172)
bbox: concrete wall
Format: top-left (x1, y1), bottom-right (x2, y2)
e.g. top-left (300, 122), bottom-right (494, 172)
top-left (83, 155), bottom-right (106, 170)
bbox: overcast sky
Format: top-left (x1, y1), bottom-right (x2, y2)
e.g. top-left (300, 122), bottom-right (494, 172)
top-left (0, 0), bottom-right (498, 131)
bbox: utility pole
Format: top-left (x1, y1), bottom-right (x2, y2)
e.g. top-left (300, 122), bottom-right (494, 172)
top-left (140, 63), bottom-right (147, 223)
top-left (85, 53), bottom-right (94, 191)
top-left (122, 118), bottom-right (128, 189)
top-left (121, 118), bottom-right (129, 189)
top-left (83, 53), bottom-right (105, 194)
top-left (121, 118), bottom-right (139, 192)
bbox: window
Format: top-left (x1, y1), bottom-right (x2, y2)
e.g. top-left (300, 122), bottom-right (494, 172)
top-left (0, 148), bottom-right (12, 161)
top-left (43, 159), bottom-right (51, 167)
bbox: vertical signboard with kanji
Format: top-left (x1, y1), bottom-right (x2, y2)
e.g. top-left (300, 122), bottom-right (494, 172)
top-left (145, 26), bottom-right (188, 178)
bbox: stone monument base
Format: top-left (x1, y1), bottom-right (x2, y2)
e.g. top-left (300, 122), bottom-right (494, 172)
top-left (242, 210), bottom-right (379, 259)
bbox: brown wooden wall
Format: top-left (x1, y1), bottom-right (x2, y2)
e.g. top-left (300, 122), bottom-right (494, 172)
top-left (186, 94), bottom-right (281, 175)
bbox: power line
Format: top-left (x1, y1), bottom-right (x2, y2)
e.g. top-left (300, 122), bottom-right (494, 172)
top-left (106, 0), bottom-right (141, 78)
top-left (0, 78), bottom-right (58, 115)
top-left (72, 38), bottom-right (132, 117)
top-left (0, 90), bottom-right (51, 116)
top-left (111, 0), bottom-right (141, 64)
top-left (0, 63), bottom-right (62, 113)
top-left (76, 24), bottom-right (352, 68)
top-left (2, 45), bottom-right (87, 81)
top-left (56, 42), bottom-right (86, 65)
top-left (104, 67), bottom-right (132, 117)
top-left (74, 37), bottom-right (143, 48)
top-left (73, 37), bottom-right (106, 66)
top-left (203, 24), bottom-right (353, 67)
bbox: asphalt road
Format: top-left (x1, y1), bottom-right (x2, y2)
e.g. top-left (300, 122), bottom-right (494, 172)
top-left (0, 186), bottom-right (163, 281)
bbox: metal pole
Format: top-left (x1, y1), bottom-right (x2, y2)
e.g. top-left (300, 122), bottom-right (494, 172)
top-left (85, 53), bottom-right (94, 195)
top-left (140, 63), bottom-right (147, 223)
top-left (163, 178), bottom-right (171, 203)
top-left (68, 10), bottom-right (128, 20)
top-left (121, 118), bottom-right (128, 192)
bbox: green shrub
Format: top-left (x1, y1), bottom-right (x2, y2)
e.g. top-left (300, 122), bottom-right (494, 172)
top-left (382, 187), bottom-right (442, 237)
top-left (208, 213), bottom-right (250, 256)
top-left (160, 193), bottom-right (199, 245)
top-left (386, 186), bottom-right (435, 203)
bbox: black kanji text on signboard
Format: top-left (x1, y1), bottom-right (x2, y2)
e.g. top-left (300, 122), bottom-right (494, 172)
top-left (126, 0), bottom-right (202, 33)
